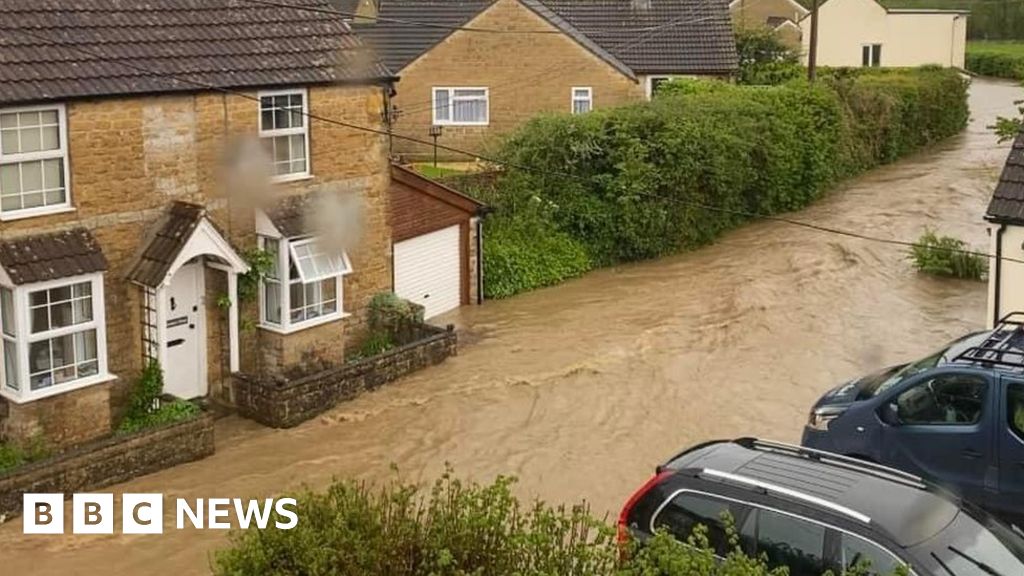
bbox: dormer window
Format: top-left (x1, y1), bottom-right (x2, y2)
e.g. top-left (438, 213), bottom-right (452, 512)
top-left (0, 104), bottom-right (71, 220)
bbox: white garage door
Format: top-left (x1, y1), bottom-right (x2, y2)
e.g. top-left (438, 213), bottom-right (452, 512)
top-left (394, 225), bottom-right (461, 320)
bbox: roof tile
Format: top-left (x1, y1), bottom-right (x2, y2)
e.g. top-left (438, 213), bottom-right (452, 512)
top-left (0, 228), bottom-right (108, 285)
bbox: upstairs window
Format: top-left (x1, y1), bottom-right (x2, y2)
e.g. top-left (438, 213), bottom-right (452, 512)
top-left (572, 87), bottom-right (593, 114)
top-left (259, 89), bottom-right (310, 181)
top-left (432, 88), bottom-right (489, 125)
top-left (862, 44), bottom-right (882, 67)
top-left (0, 105), bottom-right (70, 219)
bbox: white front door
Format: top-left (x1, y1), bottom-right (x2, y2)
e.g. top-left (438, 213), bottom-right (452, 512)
top-left (394, 225), bottom-right (461, 320)
top-left (163, 262), bottom-right (205, 399)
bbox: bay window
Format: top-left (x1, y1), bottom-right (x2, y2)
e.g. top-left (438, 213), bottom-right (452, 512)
top-left (432, 87), bottom-right (489, 125)
top-left (259, 236), bottom-right (351, 332)
top-left (0, 104), bottom-right (71, 220)
top-left (0, 273), bottom-right (110, 402)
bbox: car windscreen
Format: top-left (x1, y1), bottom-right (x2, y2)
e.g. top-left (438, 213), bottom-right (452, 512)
top-left (865, 352), bottom-right (942, 398)
top-left (914, 509), bottom-right (1024, 576)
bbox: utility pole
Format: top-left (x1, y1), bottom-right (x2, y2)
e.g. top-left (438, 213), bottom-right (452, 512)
top-left (808, 0), bottom-right (820, 82)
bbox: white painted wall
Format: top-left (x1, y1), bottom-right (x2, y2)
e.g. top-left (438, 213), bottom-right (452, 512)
top-left (800, 0), bottom-right (967, 68)
top-left (990, 224), bottom-right (1024, 327)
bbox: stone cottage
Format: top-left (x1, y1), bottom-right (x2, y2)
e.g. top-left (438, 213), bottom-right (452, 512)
top-left (0, 0), bottom-right (397, 447)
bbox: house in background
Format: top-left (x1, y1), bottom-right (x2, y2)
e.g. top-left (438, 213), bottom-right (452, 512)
top-left (0, 1), bottom-right (396, 447)
top-left (797, 0), bottom-right (967, 68)
top-left (730, 0), bottom-right (808, 48)
top-left (344, 0), bottom-right (738, 161)
top-left (987, 131), bottom-right (1024, 327)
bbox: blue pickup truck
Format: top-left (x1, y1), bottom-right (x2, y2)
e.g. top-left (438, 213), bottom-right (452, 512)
top-left (802, 314), bottom-right (1024, 524)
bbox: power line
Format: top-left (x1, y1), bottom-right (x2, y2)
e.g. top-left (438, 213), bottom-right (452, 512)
top-left (236, 0), bottom-right (709, 36)
top-left (1, 24), bottom-right (1016, 268)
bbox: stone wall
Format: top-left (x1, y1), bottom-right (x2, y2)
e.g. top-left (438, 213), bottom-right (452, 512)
top-left (1, 382), bottom-right (115, 448)
top-left (234, 325), bottom-right (457, 428)
top-left (0, 412), bottom-right (214, 520)
top-left (390, 0), bottom-right (645, 161)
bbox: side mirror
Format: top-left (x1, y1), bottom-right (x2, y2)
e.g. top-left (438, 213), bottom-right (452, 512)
top-left (880, 402), bottom-right (900, 426)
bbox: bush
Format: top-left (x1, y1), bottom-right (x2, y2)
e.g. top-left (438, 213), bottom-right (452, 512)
top-left (733, 28), bottom-right (803, 86)
top-left (117, 361), bottom-right (199, 434)
top-left (967, 50), bottom-right (1024, 79)
top-left (910, 229), bottom-right (988, 281)
top-left (214, 473), bottom-right (905, 576)
top-left (479, 68), bottom-right (968, 297)
top-left (0, 435), bottom-right (50, 474)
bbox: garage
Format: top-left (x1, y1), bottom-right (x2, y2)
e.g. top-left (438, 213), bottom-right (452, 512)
top-left (389, 164), bottom-right (487, 320)
top-left (394, 225), bottom-right (461, 319)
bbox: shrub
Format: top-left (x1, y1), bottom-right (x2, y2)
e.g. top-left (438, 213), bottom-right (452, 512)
top-left (214, 473), bottom-right (907, 576)
top-left (0, 435), bottom-right (50, 474)
top-left (117, 361), bottom-right (199, 434)
top-left (967, 44), bottom-right (1024, 80)
top-left (479, 68), bottom-right (968, 297)
top-left (733, 27), bottom-right (803, 86)
top-left (909, 229), bottom-right (988, 281)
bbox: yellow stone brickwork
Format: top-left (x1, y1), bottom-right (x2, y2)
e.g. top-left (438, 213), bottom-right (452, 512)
top-left (390, 0), bottom-right (645, 161)
top-left (0, 83), bottom-right (393, 444)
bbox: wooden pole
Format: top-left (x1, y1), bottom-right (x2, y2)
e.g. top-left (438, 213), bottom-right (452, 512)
top-left (808, 0), bottom-right (819, 82)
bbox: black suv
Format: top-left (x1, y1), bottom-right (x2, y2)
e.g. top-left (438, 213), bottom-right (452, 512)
top-left (618, 438), bottom-right (1024, 576)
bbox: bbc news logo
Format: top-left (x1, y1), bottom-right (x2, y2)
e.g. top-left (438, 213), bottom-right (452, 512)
top-left (23, 493), bottom-right (298, 534)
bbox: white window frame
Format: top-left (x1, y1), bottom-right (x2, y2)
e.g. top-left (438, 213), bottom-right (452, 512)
top-left (645, 76), bottom-right (673, 100)
top-left (862, 44), bottom-right (882, 68)
top-left (258, 235), bottom-right (352, 334)
top-left (0, 273), bottom-right (113, 403)
top-left (432, 87), bottom-right (490, 126)
top-left (258, 88), bottom-right (311, 183)
top-left (571, 87), bottom-right (593, 115)
top-left (0, 103), bottom-right (73, 221)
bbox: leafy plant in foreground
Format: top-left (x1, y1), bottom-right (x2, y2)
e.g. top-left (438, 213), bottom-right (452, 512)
top-left (909, 229), bottom-right (988, 281)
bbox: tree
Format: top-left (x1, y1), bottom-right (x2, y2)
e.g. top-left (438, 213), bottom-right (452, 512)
top-left (734, 28), bottom-right (803, 86)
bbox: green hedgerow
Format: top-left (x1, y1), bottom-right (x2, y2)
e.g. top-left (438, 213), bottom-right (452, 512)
top-left (478, 68), bottom-right (967, 298)
top-left (909, 229), bottom-right (988, 281)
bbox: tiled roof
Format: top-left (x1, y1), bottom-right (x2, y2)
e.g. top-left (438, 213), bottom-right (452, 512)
top-left (0, 228), bottom-right (108, 285)
top-left (541, 0), bottom-right (738, 75)
top-left (0, 0), bottom-right (394, 107)
top-left (128, 202), bottom-right (207, 288)
top-left (349, 1), bottom-right (493, 72)
top-left (351, 0), bottom-right (737, 75)
top-left (987, 130), bottom-right (1024, 224)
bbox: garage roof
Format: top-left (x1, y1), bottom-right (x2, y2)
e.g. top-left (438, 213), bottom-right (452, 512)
top-left (987, 130), bottom-right (1024, 225)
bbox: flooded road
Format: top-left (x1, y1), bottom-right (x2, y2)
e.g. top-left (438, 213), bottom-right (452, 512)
top-left (1, 78), bottom-right (1021, 574)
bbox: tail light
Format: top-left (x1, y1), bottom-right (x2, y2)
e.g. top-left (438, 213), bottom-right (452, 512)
top-left (617, 469), bottom-right (672, 555)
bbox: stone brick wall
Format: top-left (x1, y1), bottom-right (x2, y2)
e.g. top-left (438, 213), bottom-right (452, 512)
top-left (0, 82), bottom-right (394, 428)
top-left (390, 0), bottom-right (645, 161)
top-left (0, 412), bottom-right (214, 520)
top-left (1, 383), bottom-right (114, 449)
top-left (234, 324), bottom-right (457, 428)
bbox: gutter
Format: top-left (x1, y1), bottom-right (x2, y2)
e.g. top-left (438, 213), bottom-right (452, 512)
top-left (474, 205), bottom-right (495, 305)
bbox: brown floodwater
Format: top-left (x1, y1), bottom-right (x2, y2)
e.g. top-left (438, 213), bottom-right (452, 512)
top-left (0, 78), bottom-right (1020, 575)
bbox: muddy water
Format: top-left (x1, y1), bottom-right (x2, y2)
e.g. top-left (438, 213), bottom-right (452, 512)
top-left (1, 79), bottom-right (1020, 574)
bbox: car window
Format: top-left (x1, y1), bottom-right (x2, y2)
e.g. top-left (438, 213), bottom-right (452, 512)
top-left (653, 492), bottom-right (749, 557)
top-left (872, 351), bottom-right (944, 397)
top-left (839, 532), bottom-right (903, 575)
top-left (1009, 382), bottom-right (1024, 440)
top-left (895, 374), bottom-right (987, 425)
top-left (754, 509), bottom-right (831, 576)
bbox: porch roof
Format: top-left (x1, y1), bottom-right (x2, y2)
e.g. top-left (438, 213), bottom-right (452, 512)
top-left (128, 201), bottom-right (246, 288)
top-left (0, 228), bottom-right (107, 285)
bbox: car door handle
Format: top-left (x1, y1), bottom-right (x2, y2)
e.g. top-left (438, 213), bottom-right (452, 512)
top-left (962, 449), bottom-right (983, 459)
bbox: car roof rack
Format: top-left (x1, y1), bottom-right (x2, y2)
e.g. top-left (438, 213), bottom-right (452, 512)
top-left (734, 438), bottom-right (928, 490)
top-left (952, 312), bottom-right (1024, 371)
top-left (699, 468), bottom-right (872, 524)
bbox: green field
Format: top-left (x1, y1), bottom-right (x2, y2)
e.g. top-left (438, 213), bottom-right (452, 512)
top-left (969, 40), bottom-right (1024, 56)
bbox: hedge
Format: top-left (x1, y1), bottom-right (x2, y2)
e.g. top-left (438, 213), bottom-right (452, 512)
top-left (478, 68), bottom-right (968, 298)
top-left (213, 472), bottom-right (901, 575)
top-left (966, 46), bottom-right (1024, 79)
